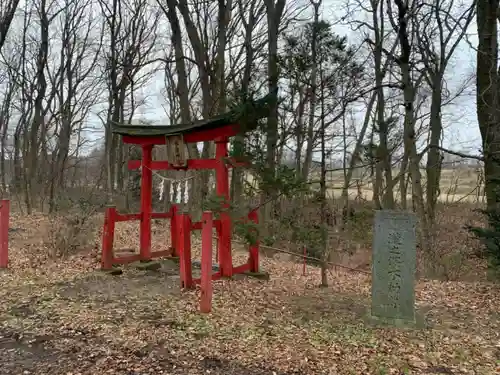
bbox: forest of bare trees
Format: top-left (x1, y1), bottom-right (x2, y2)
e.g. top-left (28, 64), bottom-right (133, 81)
top-left (3, 1), bottom-right (500, 372)
top-left (0, 0), bottom-right (497, 273)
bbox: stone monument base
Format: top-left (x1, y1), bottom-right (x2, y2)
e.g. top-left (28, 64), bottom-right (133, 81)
top-left (363, 309), bottom-right (428, 329)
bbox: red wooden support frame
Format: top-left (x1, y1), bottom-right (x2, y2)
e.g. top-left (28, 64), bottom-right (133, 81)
top-left (215, 139), bottom-right (232, 277)
top-left (178, 213), bottom-right (193, 289)
top-left (140, 144), bottom-right (153, 260)
top-left (248, 209), bottom-right (259, 273)
top-left (200, 211), bottom-right (213, 313)
top-left (101, 205), bottom-right (179, 269)
top-left (104, 123), bottom-right (266, 287)
top-left (0, 200), bottom-right (9, 268)
top-left (101, 206), bottom-right (116, 270)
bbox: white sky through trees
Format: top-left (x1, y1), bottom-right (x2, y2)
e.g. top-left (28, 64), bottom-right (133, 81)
top-left (3, 0), bottom-right (480, 158)
top-left (130, 0), bottom-right (480, 158)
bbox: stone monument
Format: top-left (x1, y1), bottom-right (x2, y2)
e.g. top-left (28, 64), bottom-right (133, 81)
top-left (371, 210), bottom-right (417, 324)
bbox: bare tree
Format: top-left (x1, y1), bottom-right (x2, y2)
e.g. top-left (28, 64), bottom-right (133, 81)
top-left (260, 0), bottom-right (286, 225)
top-left (26, 0), bottom-right (51, 212)
top-left (9, 0), bottom-right (64, 212)
top-left (302, 0), bottom-right (320, 183)
top-left (388, 0), bottom-right (430, 253)
top-left (230, 0), bottom-right (266, 203)
top-left (159, 0), bottom-right (235, 205)
top-left (415, 0), bottom-right (475, 222)
top-left (476, 0), bottom-right (500, 212)
top-left (99, 0), bottom-right (161, 196)
top-left (344, 0), bottom-right (401, 209)
top-left (371, 0), bottom-right (396, 209)
top-left (0, 0), bottom-right (21, 52)
top-left (0, 44), bottom-right (21, 194)
top-left (45, 0), bottom-right (104, 211)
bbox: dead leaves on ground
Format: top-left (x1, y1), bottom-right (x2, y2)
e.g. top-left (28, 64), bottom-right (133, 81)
top-left (0, 214), bottom-right (499, 374)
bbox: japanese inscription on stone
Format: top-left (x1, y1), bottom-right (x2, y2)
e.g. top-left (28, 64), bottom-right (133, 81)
top-left (371, 210), bottom-right (416, 322)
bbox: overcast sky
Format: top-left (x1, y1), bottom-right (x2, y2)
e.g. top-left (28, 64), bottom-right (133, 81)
top-left (323, 0), bottom-right (480, 155)
top-left (126, 0), bottom-right (480, 156)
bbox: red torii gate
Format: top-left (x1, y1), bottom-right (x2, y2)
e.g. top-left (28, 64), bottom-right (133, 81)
top-left (101, 97), bottom-right (271, 289)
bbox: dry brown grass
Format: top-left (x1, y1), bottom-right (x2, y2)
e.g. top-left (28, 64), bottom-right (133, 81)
top-left (263, 194), bottom-right (486, 280)
top-left (242, 167), bottom-right (485, 204)
top-left (318, 167), bottom-right (485, 204)
top-left (0, 202), bottom-right (497, 374)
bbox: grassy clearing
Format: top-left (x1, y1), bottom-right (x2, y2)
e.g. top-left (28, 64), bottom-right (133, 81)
top-left (315, 168), bottom-right (485, 203)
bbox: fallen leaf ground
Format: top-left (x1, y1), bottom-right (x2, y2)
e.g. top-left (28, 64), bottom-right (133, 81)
top-left (0, 213), bottom-right (499, 375)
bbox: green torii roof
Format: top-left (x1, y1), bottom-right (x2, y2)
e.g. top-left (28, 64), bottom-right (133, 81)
top-left (112, 92), bottom-right (275, 137)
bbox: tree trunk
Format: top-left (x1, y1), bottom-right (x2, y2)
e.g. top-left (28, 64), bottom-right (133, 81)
top-left (394, 0), bottom-right (430, 254)
top-left (372, 0), bottom-right (394, 209)
top-left (476, 0), bottom-right (500, 213)
top-left (425, 75), bottom-right (443, 221)
top-left (341, 90), bottom-right (376, 219)
top-left (262, 0), bottom-right (286, 228)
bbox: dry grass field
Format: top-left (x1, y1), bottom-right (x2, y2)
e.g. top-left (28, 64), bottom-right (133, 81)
top-left (0, 200), bottom-right (498, 374)
top-left (241, 167), bottom-right (484, 204)
top-left (316, 167), bottom-right (485, 204)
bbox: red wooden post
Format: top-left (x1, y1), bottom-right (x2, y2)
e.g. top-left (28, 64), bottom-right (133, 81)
top-left (248, 209), bottom-right (259, 273)
top-left (140, 144), bottom-right (153, 260)
top-left (0, 200), bottom-right (9, 268)
top-left (200, 211), bottom-right (213, 313)
top-left (178, 213), bottom-right (193, 288)
top-left (170, 204), bottom-right (178, 257)
top-left (215, 139), bottom-right (232, 277)
top-left (101, 206), bottom-right (116, 270)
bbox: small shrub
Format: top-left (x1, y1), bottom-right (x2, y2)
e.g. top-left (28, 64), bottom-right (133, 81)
top-left (437, 251), bottom-right (468, 281)
top-left (46, 197), bottom-right (100, 257)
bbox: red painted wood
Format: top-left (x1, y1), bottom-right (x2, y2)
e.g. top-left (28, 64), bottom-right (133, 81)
top-left (215, 139), bottom-right (232, 277)
top-left (140, 144), bottom-right (153, 260)
top-left (214, 220), bottom-right (222, 233)
top-left (115, 213), bottom-right (141, 222)
top-left (232, 263), bottom-right (250, 274)
top-left (211, 272), bottom-right (223, 281)
top-left (114, 212), bottom-right (172, 222)
top-left (200, 211), bottom-right (213, 313)
top-left (122, 124), bottom-right (239, 145)
top-left (178, 214), bottom-right (193, 289)
top-left (248, 210), bottom-right (260, 273)
top-left (0, 200), bottom-right (9, 268)
top-left (108, 129), bottom-right (262, 286)
top-left (101, 207), bottom-right (116, 270)
top-left (112, 250), bottom-right (176, 265)
top-left (193, 263), bottom-right (253, 283)
top-left (101, 206), bottom-right (180, 268)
